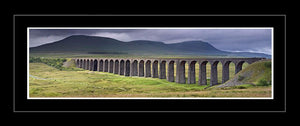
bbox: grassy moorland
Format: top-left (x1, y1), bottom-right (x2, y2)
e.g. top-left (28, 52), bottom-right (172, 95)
top-left (29, 60), bottom-right (271, 98)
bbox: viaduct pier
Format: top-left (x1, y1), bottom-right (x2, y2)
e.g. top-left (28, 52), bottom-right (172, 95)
top-left (73, 58), bottom-right (265, 86)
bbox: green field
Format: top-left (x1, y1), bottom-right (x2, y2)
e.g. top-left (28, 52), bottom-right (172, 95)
top-left (29, 62), bottom-right (271, 98)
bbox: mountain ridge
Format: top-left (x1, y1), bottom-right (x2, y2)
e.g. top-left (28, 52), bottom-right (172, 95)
top-left (30, 35), bottom-right (271, 58)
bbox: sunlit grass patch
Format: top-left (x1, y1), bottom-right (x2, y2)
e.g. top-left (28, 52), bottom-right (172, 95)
top-left (29, 63), bottom-right (271, 98)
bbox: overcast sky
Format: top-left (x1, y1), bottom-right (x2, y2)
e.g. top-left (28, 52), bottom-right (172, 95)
top-left (29, 28), bottom-right (272, 55)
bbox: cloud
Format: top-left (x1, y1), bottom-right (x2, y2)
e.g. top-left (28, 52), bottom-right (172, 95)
top-left (29, 35), bottom-right (66, 47)
top-left (29, 28), bottom-right (272, 55)
top-left (91, 32), bottom-right (132, 41)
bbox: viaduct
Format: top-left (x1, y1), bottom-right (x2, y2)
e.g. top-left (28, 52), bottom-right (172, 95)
top-left (73, 58), bottom-right (265, 86)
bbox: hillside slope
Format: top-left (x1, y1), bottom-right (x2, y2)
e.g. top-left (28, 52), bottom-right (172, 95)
top-left (29, 35), bottom-right (126, 52)
top-left (216, 60), bottom-right (272, 88)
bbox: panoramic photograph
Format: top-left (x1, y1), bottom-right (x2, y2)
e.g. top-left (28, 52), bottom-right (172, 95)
top-left (28, 28), bottom-right (273, 99)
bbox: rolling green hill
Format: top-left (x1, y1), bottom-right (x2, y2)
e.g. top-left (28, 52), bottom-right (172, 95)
top-left (216, 60), bottom-right (272, 88)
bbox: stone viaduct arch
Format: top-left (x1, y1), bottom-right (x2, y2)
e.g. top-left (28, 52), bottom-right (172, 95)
top-left (74, 57), bottom-right (265, 86)
top-left (82, 59), bottom-right (86, 69)
top-left (93, 59), bottom-right (98, 71)
top-left (167, 60), bottom-right (175, 82)
top-left (89, 59), bottom-right (93, 71)
top-left (139, 60), bottom-right (144, 77)
top-left (145, 60), bottom-right (151, 77)
top-left (131, 60), bottom-right (138, 76)
top-left (79, 60), bottom-right (82, 68)
top-left (86, 59), bottom-right (90, 70)
top-left (99, 59), bottom-right (103, 72)
top-left (114, 60), bottom-right (119, 74)
top-left (119, 60), bottom-right (125, 75)
top-left (125, 60), bottom-right (130, 76)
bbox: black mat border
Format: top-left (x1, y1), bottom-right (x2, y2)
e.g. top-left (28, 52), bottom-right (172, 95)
top-left (13, 14), bottom-right (286, 113)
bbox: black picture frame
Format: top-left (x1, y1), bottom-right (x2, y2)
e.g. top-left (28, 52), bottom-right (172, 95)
top-left (13, 14), bottom-right (286, 113)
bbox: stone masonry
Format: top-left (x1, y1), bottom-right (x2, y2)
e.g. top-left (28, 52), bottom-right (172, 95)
top-left (74, 58), bottom-right (265, 86)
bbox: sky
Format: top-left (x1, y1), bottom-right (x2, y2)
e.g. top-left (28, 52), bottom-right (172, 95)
top-left (29, 28), bottom-right (272, 55)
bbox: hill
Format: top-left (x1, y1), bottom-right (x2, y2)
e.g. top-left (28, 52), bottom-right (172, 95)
top-left (216, 60), bottom-right (272, 88)
top-left (29, 35), bottom-right (126, 53)
top-left (30, 35), bottom-right (271, 58)
top-left (168, 41), bottom-right (226, 55)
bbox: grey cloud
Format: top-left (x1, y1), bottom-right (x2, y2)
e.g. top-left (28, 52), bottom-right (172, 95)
top-left (29, 28), bottom-right (272, 55)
